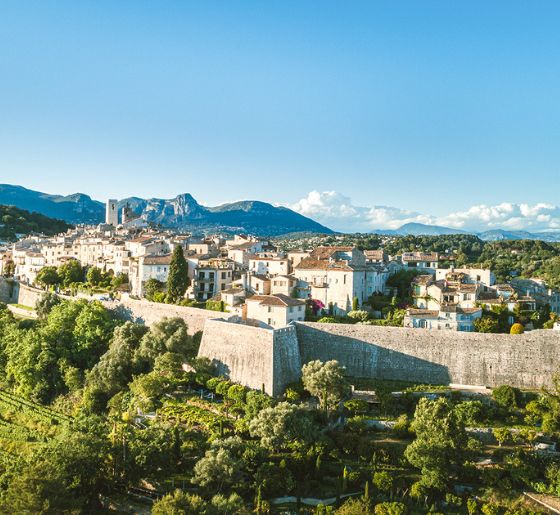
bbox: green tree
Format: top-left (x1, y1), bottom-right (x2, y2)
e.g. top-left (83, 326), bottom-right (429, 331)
top-left (152, 489), bottom-right (208, 514)
top-left (473, 315), bottom-right (499, 333)
top-left (167, 245), bottom-right (189, 302)
top-left (35, 266), bottom-right (60, 288)
top-left (335, 497), bottom-right (374, 514)
top-left (86, 266), bottom-right (104, 286)
top-left (58, 259), bottom-right (84, 287)
top-left (374, 502), bottom-right (407, 515)
top-left (404, 397), bottom-right (468, 491)
top-left (372, 470), bottom-right (393, 494)
top-left (35, 292), bottom-right (61, 319)
top-left (492, 384), bottom-right (521, 411)
top-left (0, 429), bottom-right (110, 513)
top-left (249, 401), bottom-right (315, 451)
top-left (192, 447), bottom-right (241, 492)
top-left (135, 317), bottom-right (194, 369)
top-left (144, 278), bottom-right (165, 301)
top-left (302, 360), bottom-right (350, 412)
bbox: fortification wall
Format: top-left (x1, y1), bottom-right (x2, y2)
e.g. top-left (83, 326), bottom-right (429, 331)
top-left (272, 326), bottom-right (302, 395)
top-left (0, 279), bottom-right (218, 334)
top-left (105, 296), bottom-right (218, 334)
top-left (198, 318), bottom-right (276, 395)
top-left (295, 323), bottom-right (560, 389)
top-left (0, 278), bottom-right (18, 304)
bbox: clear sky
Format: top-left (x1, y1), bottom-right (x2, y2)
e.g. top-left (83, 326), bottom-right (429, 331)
top-left (1, 1), bottom-right (560, 231)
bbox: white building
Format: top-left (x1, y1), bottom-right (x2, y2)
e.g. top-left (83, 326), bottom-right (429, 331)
top-left (294, 246), bottom-right (390, 316)
top-left (245, 293), bottom-right (306, 328)
top-left (401, 252), bottom-right (439, 272)
top-left (404, 306), bottom-right (482, 332)
top-left (248, 254), bottom-right (289, 276)
top-left (129, 254), bottom-right (172, 297)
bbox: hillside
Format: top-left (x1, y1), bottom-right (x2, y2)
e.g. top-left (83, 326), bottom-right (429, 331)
top-left (0, 185), bottom-right (104, 224)
top-left (0, 205), bottom-right (71, 241)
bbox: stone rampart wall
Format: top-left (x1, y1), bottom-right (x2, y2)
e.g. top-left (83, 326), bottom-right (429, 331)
top-left (295, 323), bottom-right (560, 389)
top-left (198, 318), bottom-right (276, 394)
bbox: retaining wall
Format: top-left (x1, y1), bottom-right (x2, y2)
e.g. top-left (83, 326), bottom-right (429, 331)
top-left (295, 322), bottom-right (560, 389)
top-left (104, 296), bottom-right (218, 334)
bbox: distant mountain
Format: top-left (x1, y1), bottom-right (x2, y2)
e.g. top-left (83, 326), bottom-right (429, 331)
top-left (0, 184), bottom-right (104, 224)
top-left (0, 185), bottom-right (332, 236)
top-left (371, 222), bottom-right (560, 242)
top-left (396, 223), bottom-right (468, 236)
top-left (371, 222), bottom-right (468, 237)
top-left (118, 195), bottom-right (332, 236)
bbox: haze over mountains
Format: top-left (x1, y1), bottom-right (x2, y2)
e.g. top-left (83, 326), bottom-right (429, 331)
top-left (372, 222), bottom-right (560, 242)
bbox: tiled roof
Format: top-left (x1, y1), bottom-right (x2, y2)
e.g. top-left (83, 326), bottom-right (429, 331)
top-left (402, 252), bottom-right (439, 262)
top-left (246, 293), bottom-right (305, 307)
top-left (143, 254), bottom-right (172, 265)
top-left (407, 309), bottom-right (440, 318)
top-left (309, 246), bottom-right (354, 260)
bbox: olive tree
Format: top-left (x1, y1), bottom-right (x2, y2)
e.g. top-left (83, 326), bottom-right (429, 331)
top-left (302, 360), bottom-right (350, 412)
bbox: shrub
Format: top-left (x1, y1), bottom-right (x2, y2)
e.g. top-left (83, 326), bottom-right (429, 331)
top-left (226, 384), bottom-right (247, 403)
top-left (206, 377), bottom-right (221, 391)
top-left (344, 399), bottom-right (369, 415)
top-left (347, 310), bottom-right (370, 323)
top-left (216, 380), bottom-right (232, 396)
top-left (374, 502), bottom-right (407, 515)
top-left (492, 384), bottom-right (522, 410)
top-left (510, 323), bottom-right (525, 334)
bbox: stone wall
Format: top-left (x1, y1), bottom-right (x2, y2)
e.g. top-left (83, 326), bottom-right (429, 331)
top-left (0, 278), bottom-right (18, 304)
top-left (272, 326), bottom-right (301, 395)
top-left (296, 322), bottom-right (560, 389)
top-left (198, 318), bottom-right (276, 395)
top-left (104, 296), bottom-right (218, 334)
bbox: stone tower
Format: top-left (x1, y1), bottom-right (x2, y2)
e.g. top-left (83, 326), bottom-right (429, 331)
top-left (106, 199), bottom-right (118, 226)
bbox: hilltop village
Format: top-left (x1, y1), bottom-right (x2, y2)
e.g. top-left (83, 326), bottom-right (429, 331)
top-left (1, 200), bottom-right (559, 334)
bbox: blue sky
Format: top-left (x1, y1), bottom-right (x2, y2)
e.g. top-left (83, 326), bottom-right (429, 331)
top-left (1, 1), bottom-right (560, 231)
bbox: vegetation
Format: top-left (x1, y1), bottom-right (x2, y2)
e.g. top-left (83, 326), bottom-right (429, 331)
top-left (167, 245), bottom-right (189, 302)
top-left (0, 294), bottom-right (559, 512)
top-left (0, 204), bottom-right (71, 241)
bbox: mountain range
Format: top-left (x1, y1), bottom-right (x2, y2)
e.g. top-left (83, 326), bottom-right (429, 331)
top-left (372, 222), bottom-right (560, 242)
top-left (0, 184), bottom-right (332, 236)
top-left (2, 184), bottom-right (560, 241)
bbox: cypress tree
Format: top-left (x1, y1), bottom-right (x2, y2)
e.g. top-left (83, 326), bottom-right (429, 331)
top-left (167, 245), bottom-right (188, 302)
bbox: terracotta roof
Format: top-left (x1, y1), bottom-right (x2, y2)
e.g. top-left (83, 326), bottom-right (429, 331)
top-left (363, 250), bottom-right (385, 260)
top-left (143, 254), bottom-right (172, 265)
top-left (413, 275), bottom-right (434, 285)
top-left (221, 287), bottom-right (245, 295)
top-left (295, 258), bottom-right (356, 271)
top-left (246, 293), bottom-right (305, 307)
top-left (402, 252), bottom-right (439, 262)
top-left (309, 246), bottom-right (354, 260)
top-left (407, 309), bottom-right (440, 318)
top-left (440, 306), bottom-right (482, 314)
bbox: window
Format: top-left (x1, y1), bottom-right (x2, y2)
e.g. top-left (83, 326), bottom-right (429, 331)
top-left (209, 272), bottom-right (215, 280)
top-left (268, 306), bottom-right (272, 312)
top-left (221, 271), bottom-right (226, 279)
top-left (268, 318), bottom-right (272, 325)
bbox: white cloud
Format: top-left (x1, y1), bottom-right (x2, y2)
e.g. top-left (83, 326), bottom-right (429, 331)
top-left (289, 191), bottom-right (560, 233)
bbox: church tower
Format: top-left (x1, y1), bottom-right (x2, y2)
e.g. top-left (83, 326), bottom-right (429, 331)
top-left (106, 199), bottom-right (118, 226)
